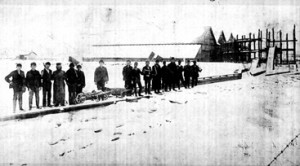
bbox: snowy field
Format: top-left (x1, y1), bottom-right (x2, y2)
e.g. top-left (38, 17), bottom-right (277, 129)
top-left (0, 60), bottom-right (243, 115)
top-left (0, 66), bottom-right (299, 165)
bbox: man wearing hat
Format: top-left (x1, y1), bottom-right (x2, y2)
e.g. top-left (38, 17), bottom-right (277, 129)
top-left (167, 57), bottom-right (178, 91)
top-left (176, 60), bottom-right (184, 90)
top-left (184, 60), bottom-right (191, 88)
top-left (142, 60), bottom-right (152, 94)
top-left (152, 59), bottom-right (161, 94)
top-left (122, 60), bottom-right (133, 90)
top-left (26, 62), bottom-right (42, 110)
top-left (161, 61), bottom-right (171, 92)
top-left (41, 62), bottom-right (52, 107)
top-left (5, 63), bottom-right (26, 113)
top-left (52, 63), bottom-right (66, 107)
top-left (76, 64), bottom-right (85, 94)
top-left (94, 60), bottom-right (109, 91)
top-left (66, 63), bottom-right (78, 105)
top-left (131, 62), bottom-right (143, 96)
top-left (191, 60), bottom-right (202, 88)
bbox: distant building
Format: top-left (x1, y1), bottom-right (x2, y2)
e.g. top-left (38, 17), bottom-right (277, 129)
top-left (195, 27), bottom-right (218, 62)
top-left (16, 51), bottom-right (38, 60)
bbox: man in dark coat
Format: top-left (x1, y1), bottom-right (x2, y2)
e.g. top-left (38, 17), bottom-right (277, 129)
top-left (161, 61), bottom-right (171, 92)
top-left (41, 62), bottom-right (52, 107)
top-left (52, 63), bottom-right (66, 107)
top-left (131, 62), bottom-right (143, 96)
top-left (167, 57), bottom-right (178, 91)
top-left (94, 60), bottom-right (109, 91)
top-left (122, 60), bottom-right (133, 90)
top-left (176, 60), bottom-right (184, 90)
top-left (26, 62), bottom-right (42, 110)
top-left (184, 60), bottom-right (192, 88)
top-left (76, 64), bottom-right (85, 94)
top-left (152, 59), bottom-right (161, 93)
top-left (5, 63), bottom-right (26, 113)
top-left (66, 63), bottom-right (78, 105)
top-left (142, 60), bottom-right (152, 95)
top-left (191, 60), bottom-right (202, 88)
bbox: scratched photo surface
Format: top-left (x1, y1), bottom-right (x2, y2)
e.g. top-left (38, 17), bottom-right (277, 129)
top-left (0, 0), bottom-right (299, 165)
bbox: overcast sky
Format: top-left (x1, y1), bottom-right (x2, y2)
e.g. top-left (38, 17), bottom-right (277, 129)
top-left (0, 0), bottom-right (299, 58)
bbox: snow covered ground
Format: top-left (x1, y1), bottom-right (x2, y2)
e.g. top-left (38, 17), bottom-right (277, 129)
top-left (0, 67), bottom-right (299, 165)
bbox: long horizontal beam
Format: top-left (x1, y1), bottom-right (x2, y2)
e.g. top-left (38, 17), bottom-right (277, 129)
top-left (92, 42), bottom-right (203, 47)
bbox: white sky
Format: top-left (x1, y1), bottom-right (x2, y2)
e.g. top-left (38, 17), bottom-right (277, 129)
top-left (0, 0), bottom-right (299, 58)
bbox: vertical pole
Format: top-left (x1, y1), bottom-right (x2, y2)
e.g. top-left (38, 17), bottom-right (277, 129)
top-left (249, 33), bottom-right (252, 61)
top-left (253, 34), bottom-right (256, 58)
top-left (293, 24), bottom-right (296, 64)
top-left (260, 30), bottom-right (263, 51)
top-left (272, 28), bottom-right (275, 47)
top-left (279, 30), bottom-right (282, 64)
top-left (258, 29), bottom-right (261, 59)
top-left (286, 33), bottom-right (289, 64)
top-left (266, 29), bottom-right (269, 48)
top-left (269, 32), bottom-right (271, 47)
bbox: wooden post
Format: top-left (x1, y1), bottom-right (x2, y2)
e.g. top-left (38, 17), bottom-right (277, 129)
top-left (293, 24), bottom-right (296, 64)
top-left (286, 33), bottom-right (289, 64)
top-left (249, 33), bottom-right (252, 61)
top-left (253, 34), bottom-right (256, 58)
top-left (269, 31), bottom-right (271, 46)
top-left (272, 28), bottom-right (275, 47)
top-left (279, 30), bottom-right (282, 64)
top-left (258, 29), bottom-right (261, 59)
top-left (266, 29), bottom-right (269, 47)
top-left (242, 35), bottom-right (244, 51)
top-left (260, 30), bottom-right (263, 51)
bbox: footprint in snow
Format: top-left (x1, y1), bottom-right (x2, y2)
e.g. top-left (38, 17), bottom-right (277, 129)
top-left (169, 100), bottom-right (182, 104)
top-left (80, 143), bottom-right (93, 149)
top-left (113, 132), bottom-right (122, 135)
top-left (49, 138), bottom-right (69, 145)
top-left (111, 137), bottom-right (120, 141)
top-left (94, 129), bottom-right (102, 133)
top-left (116, 124), bottom-right (123, 128)
top-left (55, 123), bottom-right (61, 128)
top-left (148, 109), bottom-right (157, 113)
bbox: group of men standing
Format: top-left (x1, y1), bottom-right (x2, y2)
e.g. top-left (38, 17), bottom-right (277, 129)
top-left (5, 58), bottom-right (201, 113)
top-left (122, 57), bottom-right (202, 96)
top-left (5, 62), bottom-right (85, 113)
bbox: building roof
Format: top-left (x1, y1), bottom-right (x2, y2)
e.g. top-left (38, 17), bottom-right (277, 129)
top-left (193, 26), bottom-right (217, 46)
top-left (218, 31), bottom-right (227, 44)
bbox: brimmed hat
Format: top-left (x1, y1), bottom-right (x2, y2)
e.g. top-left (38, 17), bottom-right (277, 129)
top-left (56, 62), bottom-right (62, 65)
top-left (31, 62), bottom-right (36, 66)
top-left (77, 64), bottom-right (82, 68)
top-left (16, 63), bottom-right (22, 67)
top-left (99, 59), bottom-right (104, 63)
top-left (45, 62), bottom-right (51, 65)
top-left (69, 63), bottom-right (75, 67)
